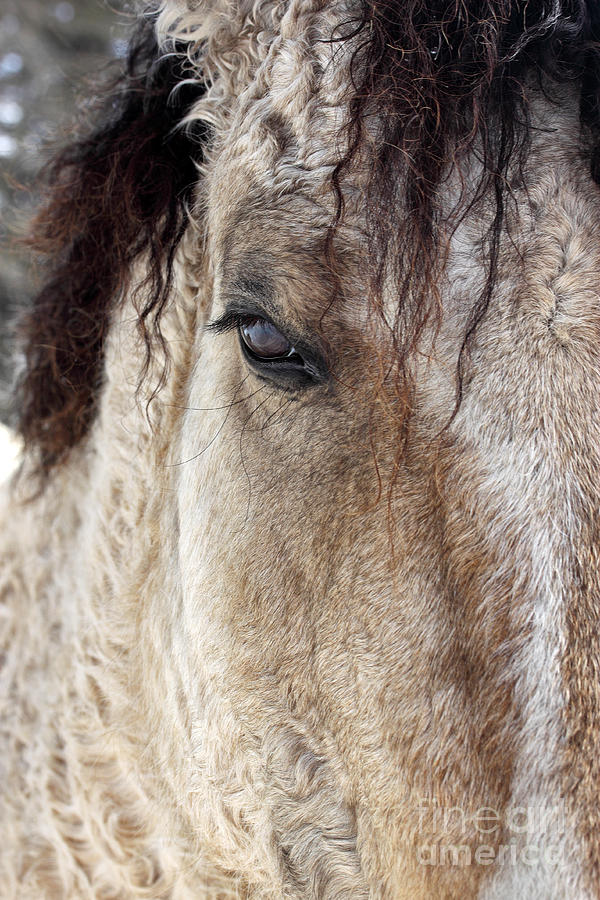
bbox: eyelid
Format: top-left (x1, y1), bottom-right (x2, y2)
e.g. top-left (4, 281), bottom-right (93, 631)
top-left (207, 307), bottom-right (329, 384)
top-left (207, 309), bottom-right (298, 352)
top-left (206, 310), bottom-right (253, 335)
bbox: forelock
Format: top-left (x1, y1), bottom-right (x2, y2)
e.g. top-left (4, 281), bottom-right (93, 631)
top-left (15, 0), bottom-right (600, 479)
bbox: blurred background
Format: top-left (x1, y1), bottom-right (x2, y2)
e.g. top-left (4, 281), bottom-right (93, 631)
top-left (0, 0), bottom-right (128, 422)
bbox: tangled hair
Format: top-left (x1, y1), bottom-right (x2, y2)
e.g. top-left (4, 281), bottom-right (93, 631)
top-left (16, 0), bottom-right (600, 475)
top-left (17, 12), bottom-right (209, 473)
top-left (337, 0), bottom-right (600, 413)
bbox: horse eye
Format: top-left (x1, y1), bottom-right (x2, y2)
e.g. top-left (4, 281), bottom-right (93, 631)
top-left (240, 318), bottom-right (295, 360)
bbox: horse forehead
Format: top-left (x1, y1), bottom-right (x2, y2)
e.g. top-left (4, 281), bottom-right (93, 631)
top-left (207, 0), bottom-right (353, 197)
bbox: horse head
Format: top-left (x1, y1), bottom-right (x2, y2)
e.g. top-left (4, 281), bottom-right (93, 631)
top-left (2, 2), bottom-right (600, 896)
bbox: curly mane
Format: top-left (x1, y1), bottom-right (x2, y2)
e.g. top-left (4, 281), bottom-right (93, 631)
top-left (17, 13), bottom-right (209, 473)
top-left (335, 0), bottom-right (600, 412)
top-left (16, 0), bottom-right (600, 474)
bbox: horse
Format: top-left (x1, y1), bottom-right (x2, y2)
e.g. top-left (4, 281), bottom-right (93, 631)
top-left (2, 0), bottom-right (600, 896)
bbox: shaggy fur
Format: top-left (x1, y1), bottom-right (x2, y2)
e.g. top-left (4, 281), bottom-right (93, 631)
top-left (18, 15), bottom-right (210, 471)
top-left (19, 0), bottom-right (600, 474)
top-left (2, 0), bottom-right (600, 897)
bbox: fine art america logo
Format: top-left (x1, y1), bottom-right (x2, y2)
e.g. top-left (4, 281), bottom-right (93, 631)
top-left (415, 798), bottom-right (566, 868)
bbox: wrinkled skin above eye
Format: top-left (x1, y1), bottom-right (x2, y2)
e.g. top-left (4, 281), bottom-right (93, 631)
top-left (240, 318), bottom-right (295, 359)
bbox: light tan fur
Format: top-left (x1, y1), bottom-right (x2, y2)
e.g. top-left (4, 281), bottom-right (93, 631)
top-left (1, 2), bottom-right (600, 897)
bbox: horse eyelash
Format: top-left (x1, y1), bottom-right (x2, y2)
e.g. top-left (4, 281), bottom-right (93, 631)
top-left (208, 310), bottom-right (328, 383)
top-left (206, 311), bottom-right (256, 335)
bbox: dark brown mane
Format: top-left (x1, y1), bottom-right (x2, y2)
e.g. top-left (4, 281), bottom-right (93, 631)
top-left (15, 0), bottom-right (600, 475)
top-left (16, 12), bottom-right (210, 474)
top-left (338, 0), bottom-right (600, 412)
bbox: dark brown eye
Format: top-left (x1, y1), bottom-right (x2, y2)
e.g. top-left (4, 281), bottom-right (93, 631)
top-left (209, 308), bottom-right (325, 387)
top-left (240, 318), bottom-right (295, 359)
